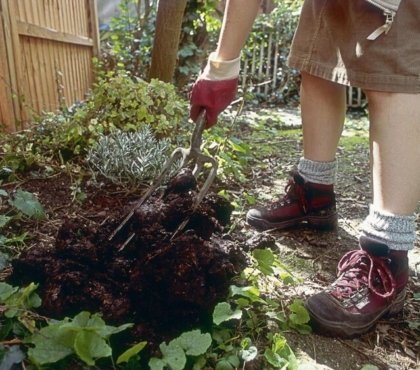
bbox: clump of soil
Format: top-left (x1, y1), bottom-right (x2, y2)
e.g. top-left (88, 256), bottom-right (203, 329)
top-left (9, 169), bottom-right (246, 344)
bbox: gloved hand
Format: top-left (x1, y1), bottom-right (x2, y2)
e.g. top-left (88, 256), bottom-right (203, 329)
top-left (190, 52), bottom-right (240, 128)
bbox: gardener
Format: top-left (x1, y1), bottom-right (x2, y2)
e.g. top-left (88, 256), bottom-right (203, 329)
top-left (190, 0), bottom-right (420, 337)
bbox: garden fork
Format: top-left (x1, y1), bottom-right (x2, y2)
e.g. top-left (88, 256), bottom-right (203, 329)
top-left (108, 111), bottom-right (218, 244)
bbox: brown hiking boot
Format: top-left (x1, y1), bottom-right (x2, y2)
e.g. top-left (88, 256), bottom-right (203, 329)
top-left (306, 236), bottom-right (409, 338)
top-left (246, 172), bottom-right (337, 230)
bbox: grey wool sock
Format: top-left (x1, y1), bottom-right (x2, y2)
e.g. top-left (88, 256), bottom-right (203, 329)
top-left (360, 204), bottom-right (416, 251)
top-left (297, 157), bottom-right (337, 185)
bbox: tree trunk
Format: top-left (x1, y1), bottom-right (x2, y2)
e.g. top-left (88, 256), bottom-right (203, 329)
top-left (148, 0), bottom-right (188, 83)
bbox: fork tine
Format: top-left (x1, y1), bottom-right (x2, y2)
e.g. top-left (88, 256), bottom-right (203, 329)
top-left (109, 111), bottom-right (215, 244)
top-left (170, 154), bottom-right (218, 240)
top-left (108, 147), bottom-right (186, 241)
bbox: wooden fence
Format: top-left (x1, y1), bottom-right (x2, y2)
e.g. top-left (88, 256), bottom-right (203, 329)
top-left (0, 0), bottom-right (99, 132)
top-left (241, 26), bottom-right (366, 108)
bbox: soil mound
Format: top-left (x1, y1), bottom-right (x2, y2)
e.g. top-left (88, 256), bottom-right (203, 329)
top-left (9, 169), bottom-right (246, 343)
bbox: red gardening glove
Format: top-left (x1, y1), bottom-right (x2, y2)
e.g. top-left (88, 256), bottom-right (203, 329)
top-left (190, 78), bottom-right (238, 128)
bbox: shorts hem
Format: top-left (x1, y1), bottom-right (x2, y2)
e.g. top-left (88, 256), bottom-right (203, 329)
top-left (288, 55), bottom-right (420, 94)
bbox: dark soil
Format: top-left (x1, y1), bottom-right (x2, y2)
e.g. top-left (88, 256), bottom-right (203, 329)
top-left (7, 169), bottom-right (245, 347)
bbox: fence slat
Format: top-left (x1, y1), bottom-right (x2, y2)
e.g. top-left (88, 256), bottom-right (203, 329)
top-left (17, 21), bottom-right (93, 46)
top-left (0, 2), bottom-right (15, 131)
top-left (0, 0), bottom-right (99, 131)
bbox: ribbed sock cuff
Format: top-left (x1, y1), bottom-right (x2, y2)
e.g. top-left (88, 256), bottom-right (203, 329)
top-left (360, 204), bottom-right (416, 251)
top-left (297, 157), bottom-right (337, 185)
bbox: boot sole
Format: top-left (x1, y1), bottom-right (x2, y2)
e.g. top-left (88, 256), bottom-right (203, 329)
top-left (246, 212), bottom-right (338, 231)
top-left (306, 289), bottom-right (406, 338)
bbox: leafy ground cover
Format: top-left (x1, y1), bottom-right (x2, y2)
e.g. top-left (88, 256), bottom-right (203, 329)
top-left (219, 107), bottom-right (420, 370)
top-left (0, 106), bottom-right (419, 369)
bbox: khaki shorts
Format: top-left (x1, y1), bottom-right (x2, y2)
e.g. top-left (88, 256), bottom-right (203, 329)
top-left (287, 0), bottom-right (420, 93)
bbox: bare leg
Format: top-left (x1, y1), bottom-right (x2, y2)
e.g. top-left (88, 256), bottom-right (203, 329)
top-left (246, 73), bottom-right (345, 230)
top-left (300, 72), bottom-right (347, 161)
top-left (366, 91), bottom-right (420, 214)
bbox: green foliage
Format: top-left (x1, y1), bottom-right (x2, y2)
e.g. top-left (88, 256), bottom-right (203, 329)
top-left (0, 73), bottom-right (188, 180)
top-left (0, 283), bottom-right (138, 369)
top-left (204, 248), bottom-right (310, 369)
top-left (79, 73), bottom-right (187, 137)
top-left (99, 0), bottom-right (220, 86)
top-left (213, 302), bottom-right (243, 326)
top-left (0, 345), bottom-right (26, 370)
top-left (8, 190), bottom-right (45, 220)
top-left (264, 333), bottom-right (297, 369)
top-left (99, 0), bottom-right (157, 78)
top-left (0, 281), bottom-right (41, 361)
top-left (0, 282), bottom-right (41, 320)
top-left (87, 126), bottom-right (176, 189)
top-left (0, 248), bottom-right (308, 370)
top-left (175, 0), bottom-right (221, 86)
top-left (27, 311), bottom-right (133, 366)
top-left (0, 189), bottom-right (45, 256)
top-left (117, 341), bottom-right (147, 364)
top-left (203, 124), bottom-right (253, 185)
top-left (149, 330), bottom-right (212, 370)
top-left (69, 176), bottom-right (87, 204)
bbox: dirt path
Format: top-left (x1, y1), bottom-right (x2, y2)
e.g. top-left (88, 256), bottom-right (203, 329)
top-left (232, 107), bottom-right (420, 370)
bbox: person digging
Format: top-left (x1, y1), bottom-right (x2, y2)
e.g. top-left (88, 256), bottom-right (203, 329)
top-left (190, 0), bottom-right (419, 337)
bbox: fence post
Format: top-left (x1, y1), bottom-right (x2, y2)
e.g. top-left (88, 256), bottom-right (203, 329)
top-left (88, 0), bottom-right (100, 57)
top-left (1, 0), bottom-right (26, 130)
top-left (272, 28), bottom-right (279, 90)
top-left (264, 31), bottom-right (273, 97)
top-left (0, 1), bottom-right (15, 131)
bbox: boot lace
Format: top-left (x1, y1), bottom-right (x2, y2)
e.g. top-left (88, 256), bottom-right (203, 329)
top-left (331, 250), bottom-right (396, 301)
top-left (270, 175), bottom-right (307, 212)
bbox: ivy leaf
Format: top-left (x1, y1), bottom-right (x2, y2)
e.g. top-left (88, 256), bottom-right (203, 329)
top-left (74, 331), bottom-right (112, 366)
top-left (0, 283), bottom-right (18, 302)
top-left (149, 357), bottom-right (166, 370)
top-left (288, 299), bottom-right (310, 325)
top-left (215, 355), bottom-right (240, 370)
top-left (9, 190), bottom-right (46, 220)
top-left (270, 334), bottom-right (298, 370)
top-left (264, 348), bottom-right (288, 368)
top-left (240, 346), bottom-right (258, 362)
top-left (0, 215), bottom-right (11, 228)
top-left (216, 359), bottom-right (234, 370)
top-left (96, 322), bottom-right (133, 337)
top-left (178, 46), bottom-right (195, 57)
top-left (0, 345), bottom-right (25, 370)
top-left (0, 252), bottom-right (9, 271)
top-left (230, 285), bottom-right (266, 304)
top-left (173, 330), bottom-right (211, 356)
top-left (70, 311), bottom-right (92, 327)
top-left (62, 311), bottom-right (132, 338)
top-left (159, 341), bottom-right (186, 370)
top-left (21, 283), bottom-right (42, 309)
top-left (213, 302), bottom-right (242, 325)
top-left (1, 282), bottom-right (41, 318)
top-left (116, 341), bottom-right (147, 364)
top-left (0, 189), bottom-right (7, 197)
top-left (253, 249), bottom-right (275, 275)
top-left (28, 326), bottom-right (75, 364)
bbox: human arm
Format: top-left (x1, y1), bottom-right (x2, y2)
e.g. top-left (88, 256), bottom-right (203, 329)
top-left (190, 0), bottom-right (261, 127)
top-left (214, 0), bottom-right (261, 61)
